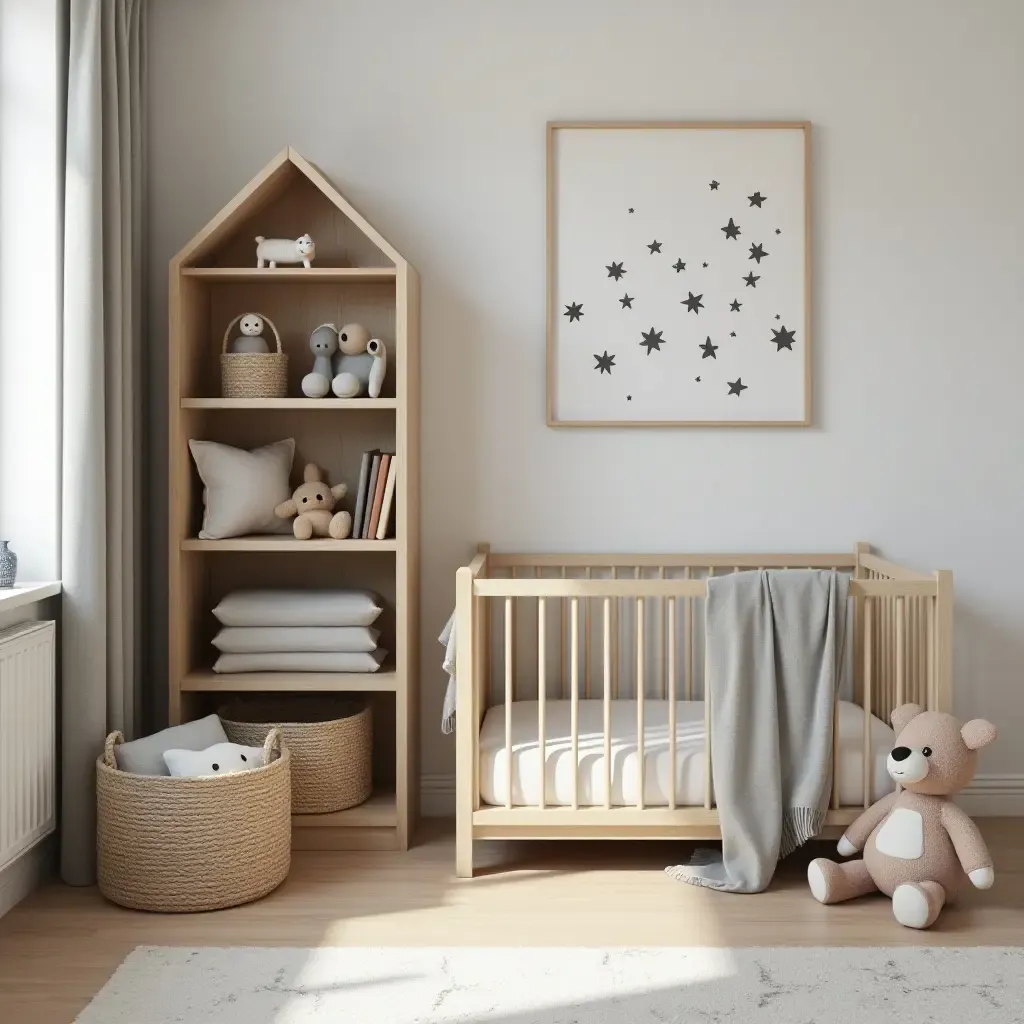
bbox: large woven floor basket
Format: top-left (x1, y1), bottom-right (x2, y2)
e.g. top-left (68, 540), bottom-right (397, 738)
top-left (97, 728), bottom-right (291, 913)
top-left (220, 698), bottom-right (372, 814)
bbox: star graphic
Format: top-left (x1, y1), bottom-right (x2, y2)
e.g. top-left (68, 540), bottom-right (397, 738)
top-left (748, 242), bottom-right (768, 263)
top-left (709, 180), bottom-right (720, 190)
top-left (699, 337), bottom-right (718, 359)
top-left (619, 293), bottom-right (634, 308)
top-left (682, 291), bottom-right (705, 314)
top-left (672, 259), bottom-right (686, 272)
top-left (640, 328), bottom-right (665, 354)
top-left (721, 217), bottom-right (741, 240)
top-left (775, 228), bottom-right (782, 234)
top-left (743, 271), bottom-right (760, 287)
top-left (748, 192), bottom-right (766, 207)
top-left (627, 394), bottom-right (632, 400)
top-left (729, 331), bottom-right (736, 337)
top-left (594, 351), bottom-right (615, 374)
top-left (771, 326), bottom-right (796, 351)
top-left (727, 377), bottom-right (748, 396)
top-left (628, 207), bottom-right (635, 214)
top-left (695, 376), bottom-right (701, 382)
top-left (563, 301), bottom-right (583, 322)
top-left (702, 262), bottom-right (709, 268)
top-left (730, 299), bottom-right (742, 312)
top-left (606, 261), bottom-right (626, 280)
top-left (648, 239), bottom-right (663, 254)
top-left (775, 313), bottom-right (781, 320)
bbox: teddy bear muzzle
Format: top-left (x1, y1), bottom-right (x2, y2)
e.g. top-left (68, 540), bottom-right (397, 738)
top-left (887, 745), bottom-right (930, 784)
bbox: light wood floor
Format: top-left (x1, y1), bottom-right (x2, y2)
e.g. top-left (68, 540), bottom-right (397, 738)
top-left (2, 819), bottom-right (1022, 1023)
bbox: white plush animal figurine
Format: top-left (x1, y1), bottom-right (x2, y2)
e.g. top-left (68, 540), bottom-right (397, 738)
top-left (301, 323), bottom-right (338, 398)
top-left (331, 322), bottom-right (388, 399)
top-left (255, 233), bottom-right (315, 268)
top-left (229, 312), bottom-right (270, 353)
top-left (162, 741), bottom-right (265, 778)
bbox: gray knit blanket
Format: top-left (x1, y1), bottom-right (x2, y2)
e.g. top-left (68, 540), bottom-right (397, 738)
top-left (667, 569), bottom-right (849, 893)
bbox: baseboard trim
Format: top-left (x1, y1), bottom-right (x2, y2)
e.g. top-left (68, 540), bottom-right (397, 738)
top-left (0, 834), bottom-right (55, 919)
top-left (421, 774), bottom-right (1024, 818)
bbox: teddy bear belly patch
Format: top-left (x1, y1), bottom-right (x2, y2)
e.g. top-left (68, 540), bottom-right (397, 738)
top-left (874, 808), bottom-right (924, 859)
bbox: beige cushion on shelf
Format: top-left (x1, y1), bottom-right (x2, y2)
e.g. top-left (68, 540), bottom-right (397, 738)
top-left (212, 589), bottom-right (383, 627)
top-left (212, 626), bottom-right (380, 654)
top-left (189, 438), bottom-right (295, 539)
top-left (212, 649), bottom-right (387, 674)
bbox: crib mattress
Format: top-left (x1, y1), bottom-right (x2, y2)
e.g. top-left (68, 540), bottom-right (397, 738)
top-left (479, 699), bottom-right (895, 808)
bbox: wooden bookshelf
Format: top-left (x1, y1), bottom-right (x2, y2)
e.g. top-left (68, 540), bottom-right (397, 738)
top-left (168, 147), bottom-right (419, 852)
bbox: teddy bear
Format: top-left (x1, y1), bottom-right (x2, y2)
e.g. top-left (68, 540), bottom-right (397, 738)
top-left (273, 463), bottom-right (352, 540)
top-left (331, 322), bottom-right (387, 399)
top-left (808, 702), bottom-right (996, 929)
top-left (300, 323), bottom-right (339, 398)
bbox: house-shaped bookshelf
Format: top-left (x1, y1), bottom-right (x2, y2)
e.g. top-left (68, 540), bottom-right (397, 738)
top-left (168, 147), bottom-right (419, 850)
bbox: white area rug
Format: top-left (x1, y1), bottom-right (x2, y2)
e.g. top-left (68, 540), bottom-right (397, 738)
top-left (76, 946), bottom-right (1024, 1023)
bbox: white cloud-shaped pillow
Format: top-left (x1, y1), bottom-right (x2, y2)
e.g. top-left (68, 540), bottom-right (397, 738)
top-left (163, 741), bottom-right (265, 778)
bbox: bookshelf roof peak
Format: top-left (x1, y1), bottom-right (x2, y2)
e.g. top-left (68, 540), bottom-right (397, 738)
top-left (171, 146), bottom-right (406, 268)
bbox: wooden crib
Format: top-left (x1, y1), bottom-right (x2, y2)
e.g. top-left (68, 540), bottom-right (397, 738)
top-left (454, 543), bottom-right (952, 877)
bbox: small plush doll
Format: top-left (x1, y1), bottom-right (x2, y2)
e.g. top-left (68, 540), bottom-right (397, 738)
top-left (301, 323), bottom-right (339, 398)
top-left (163, 741), bottom-right (265, 778)
top-left (808, 703), bottom-right (996, 929)
top-left (274, 462), bottom-right (352, 540)
top-left (331, 322), bottom-right (387, 399)
top-left (230, 312), bottom-right (270, 353)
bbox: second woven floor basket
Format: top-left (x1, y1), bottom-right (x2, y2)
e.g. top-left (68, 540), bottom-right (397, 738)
top-left (220, 698), bottom-right (372, 814)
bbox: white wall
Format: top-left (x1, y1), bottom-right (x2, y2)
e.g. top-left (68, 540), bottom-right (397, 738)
top-left (145, 0), bottom-right (1024, 785)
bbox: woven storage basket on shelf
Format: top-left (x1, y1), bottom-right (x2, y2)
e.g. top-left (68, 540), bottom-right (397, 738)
top-left (220, 312), bottom-right (287, 398)
top-left (96, 728), bottom-right (291, 913)
top-left (220, 698), bottom-right (372, 814)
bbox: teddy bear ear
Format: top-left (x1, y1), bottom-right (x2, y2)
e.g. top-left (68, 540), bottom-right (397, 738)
top-left (890, 702), bottom-right (924, 734)
top-left (303, 463), bottom-right (322, 483)
top-left (961, 719), bottom-right (997, 750)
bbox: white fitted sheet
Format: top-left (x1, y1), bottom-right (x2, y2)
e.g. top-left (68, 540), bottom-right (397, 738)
top-left (479, 699), bottom-right (894, 808)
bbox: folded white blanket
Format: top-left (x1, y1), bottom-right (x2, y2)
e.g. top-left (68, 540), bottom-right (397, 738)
top-left (213, 649), bottom-right (387, 673)
top-left (212, 626), bottom-right (380, 654)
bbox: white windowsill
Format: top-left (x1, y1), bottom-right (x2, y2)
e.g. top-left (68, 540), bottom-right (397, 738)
top-left (0, 582), bottom-right (61, 612)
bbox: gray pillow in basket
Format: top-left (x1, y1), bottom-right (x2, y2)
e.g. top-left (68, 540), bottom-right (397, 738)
top-left (114, 714), bottom-right (229, 775)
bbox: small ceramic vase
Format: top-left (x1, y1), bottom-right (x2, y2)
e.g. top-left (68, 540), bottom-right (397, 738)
top-left (0, 540), bottom-right (17, 588)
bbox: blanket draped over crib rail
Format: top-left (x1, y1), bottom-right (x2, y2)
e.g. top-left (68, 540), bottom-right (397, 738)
top-left (667, 569), bottom-right (849, 893)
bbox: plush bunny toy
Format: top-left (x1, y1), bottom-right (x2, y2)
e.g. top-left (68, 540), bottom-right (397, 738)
top-left (274, 463), bottom-right (352, 540)
top-left (808, 703), bottom-right (996, 929)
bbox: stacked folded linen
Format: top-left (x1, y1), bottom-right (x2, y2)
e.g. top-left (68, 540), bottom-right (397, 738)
top-left (211, 589), bottom-right (387, 673)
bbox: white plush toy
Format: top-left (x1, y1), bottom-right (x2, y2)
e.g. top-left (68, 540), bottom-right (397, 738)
top-left (301, 323), bottom-right (338, 398)
top-left (255, 233), bottom-right (315, 269)
top-left (332, 323), bottom-right (387, 399)
top-left (163, 741), bottom-right (265, 778)
top-left (229, 312), bottom-right (271, 353)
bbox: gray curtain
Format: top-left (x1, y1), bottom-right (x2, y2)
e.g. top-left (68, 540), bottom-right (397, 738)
top-left (61, 0), bottom-right (143, 885)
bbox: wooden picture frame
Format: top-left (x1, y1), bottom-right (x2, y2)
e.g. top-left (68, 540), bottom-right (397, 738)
top-left (546, 122), bottom-right (811, 427)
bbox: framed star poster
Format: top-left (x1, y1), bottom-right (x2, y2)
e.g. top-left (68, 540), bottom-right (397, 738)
top-left (547, 121), bottom-right (811, 426)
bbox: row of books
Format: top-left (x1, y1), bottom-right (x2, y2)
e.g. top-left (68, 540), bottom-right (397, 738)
top-left (353, 450), bottom-right (397, 540)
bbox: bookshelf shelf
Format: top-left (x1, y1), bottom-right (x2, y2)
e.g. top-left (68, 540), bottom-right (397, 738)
top-left (182, 267), bottom-right (397, 282)
top-left (181, 397), bottom-right (398, 410)
top-left (168, 147), bottom-right (419, 852)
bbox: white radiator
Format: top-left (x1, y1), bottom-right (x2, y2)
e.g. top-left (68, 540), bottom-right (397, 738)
top-left (0, 621), bottom-right (56, 871)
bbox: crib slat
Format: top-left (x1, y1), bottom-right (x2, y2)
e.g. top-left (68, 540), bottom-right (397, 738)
top-left (509, 568), bottom-right (518, 699)
top-left (538, 597), bottom-right (546, 811)
top-left (570, 597), bottom-right (580, 811)
top-left (611, 566), bottom-right (619, 700)
top-left (668, 596), bottom-right (677, 811)
top-left (603, 598), bottom-right (612, 810)
top-left (927, 596), bottom-right (936, 710)
top-left (831, 688), bottom-right (840, 810)
top-left (896, 596), bottom-right (906, 709)
top-left (584, 567), bottom-right (592, 699)
top-left (863, 600), bottom-right (873, 809)
top-left (504, 597), bottom-right (513, 809)
top-left (659, 566), bottom-right (667, 699)
top-left (560, 566), bottom-right (568, 700)
top-left (704, 644), bottom-right (713, 809)
top-left (636, 596), bottom-right (645, 810)
top-left (684, 567), bottom-right (693, 701)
